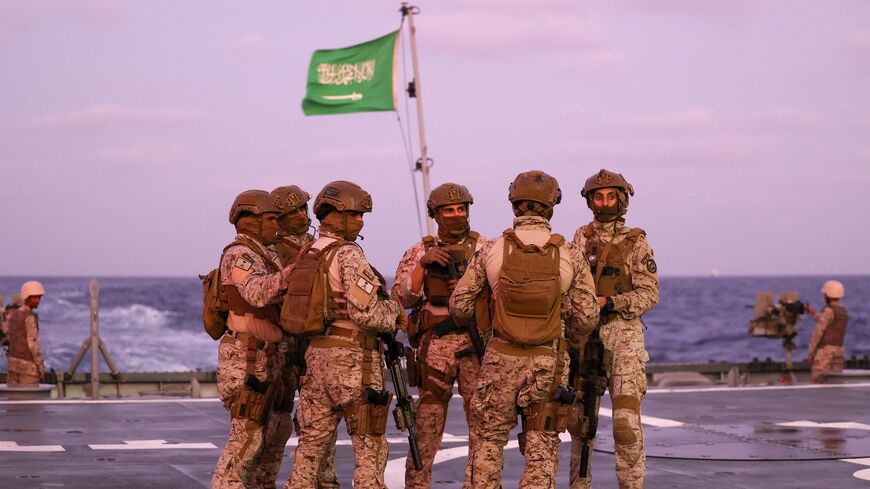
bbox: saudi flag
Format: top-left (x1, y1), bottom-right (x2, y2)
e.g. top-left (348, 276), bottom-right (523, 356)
top-left (302, 31), bottom-right (400, 116)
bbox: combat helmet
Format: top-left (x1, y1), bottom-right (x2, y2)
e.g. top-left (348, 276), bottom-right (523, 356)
top-left (581, 169), bottom-right (634, 199)
top-left (229, 190), bottom-right (282, 224)
top-left (582, 169), bottom-right (634, 221)
top-left (271, 185), bottom-right (311, 215)
top-left (313, 181), bottom-right (373, 220)
top-left (821, 280), bottom-right (845, 299)
top-left (427, 183), bottom-right (473, 217)
top-left (20, 281), bottom-right (45, 300)
top-left (508, 170), bottom-right (562, 207)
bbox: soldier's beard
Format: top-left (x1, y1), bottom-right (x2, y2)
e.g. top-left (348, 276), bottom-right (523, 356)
top-left (436, 215), bottom-right (469, 244)
top-left (321, 213), bottom-right (364, 241)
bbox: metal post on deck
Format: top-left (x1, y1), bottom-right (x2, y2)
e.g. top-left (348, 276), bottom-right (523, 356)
top-left (89, 279), bottom-right (100, 399)
top-left (67, 279), bottom-right (120, 398)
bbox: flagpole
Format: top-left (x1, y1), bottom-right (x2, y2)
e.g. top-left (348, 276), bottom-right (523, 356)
top-left (402, 3), bottom-right (434, 236)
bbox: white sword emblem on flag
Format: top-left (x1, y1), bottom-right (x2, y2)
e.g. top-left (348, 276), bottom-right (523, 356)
top-left (322, 93), bottom-right (363, 101)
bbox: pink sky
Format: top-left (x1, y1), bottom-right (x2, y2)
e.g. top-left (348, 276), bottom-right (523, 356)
top-left (1, 1), bottom-right (869, 276)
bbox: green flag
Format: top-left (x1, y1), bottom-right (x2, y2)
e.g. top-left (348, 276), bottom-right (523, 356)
top-left (302, 31), bottom-right (400, 116)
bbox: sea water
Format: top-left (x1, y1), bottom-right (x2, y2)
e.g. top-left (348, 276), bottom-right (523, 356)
top-left (0, 275), bottom-right (866, 372)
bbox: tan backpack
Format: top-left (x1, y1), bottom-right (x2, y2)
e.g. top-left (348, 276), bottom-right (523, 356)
top-left (280, 239), bottom-right (349, 335)
top-left (200, 237), bottom-right (275, 340)
top-left (493, 230), bottom-right (564, 346)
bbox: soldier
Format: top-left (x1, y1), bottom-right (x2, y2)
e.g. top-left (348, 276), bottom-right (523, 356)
top-left (213, 190), bottom-right (292, 489)
top-left (6, 281), bottom-right (46, 387)
top-left (391, 183), bottom-right (487, 488)
top-left (256, 185), bottom-right (340, 489)
top-left (569, 169), bottom-right (660, 489)
top-left (284, 181), bottom-right (406, 489)
top-left (450, 170), bottom-right (599, 488)
top-left (806, 280), bottom-right (849, 383)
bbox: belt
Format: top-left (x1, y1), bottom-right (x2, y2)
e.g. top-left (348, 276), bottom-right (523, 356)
top-left (222, 330), bottom-right (277, 355)
top-left (310, 325), bottom-right (379, 351)
top-left (490, 336), bottom-right (566, 358)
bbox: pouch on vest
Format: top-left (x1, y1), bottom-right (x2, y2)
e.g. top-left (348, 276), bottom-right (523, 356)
top-left (200, 268), bottom-right (228, 340)
top-left (279, 240), bottom-right (347, 336)
top-left (493, 230), bottom-right (564, 346)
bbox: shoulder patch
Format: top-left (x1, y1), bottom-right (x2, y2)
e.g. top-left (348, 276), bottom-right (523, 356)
top-left (646, 259), bottom-right (657, 274)
top-left (234, 256), bottom-right (253, 271)
top-left (347, 263), bottom-right (377, 309)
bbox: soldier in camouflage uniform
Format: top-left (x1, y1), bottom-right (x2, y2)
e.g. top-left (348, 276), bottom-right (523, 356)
top-left (569, 169), bottom-right (660, 489)
top-left (6, 281), bottom-right (46, 387)
top-left (450, 171), bottom-right (599, 489)
top-left (806, 280), bottom-right (849, 383)
top-left (213, 190), bottom-right (293, 489)
top-left (284, 181), bottom-right (406, 489)
top-left (391, 183), bottom-right (487, 488)
top-left (256, 186), bottom-right (340, 489)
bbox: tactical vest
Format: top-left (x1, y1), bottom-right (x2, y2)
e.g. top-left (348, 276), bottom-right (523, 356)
top-left (223, 236), bottom-right (282, 324)
top-left (819, 304), bottom-right (849, 348)
top-left (493, 229), bottom-right (564, 346)
top-left (582, 226), bottom-right (645, 297)
top-left (422, 231), bottom-right (480, 308)
top-left (275, 235), bottom-right (308, 268)
top-left (7, 308), bottom-right (36, 363)
top-left (280, 239), bottom-right (350, 336)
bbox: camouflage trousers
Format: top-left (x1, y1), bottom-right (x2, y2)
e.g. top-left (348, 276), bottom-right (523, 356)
top-left (406, 331), bottom-right (481, 489)
top-left (811, 345), bottom-right (845, 383)
top-left (6, 357), bottom-right (41, 386)
top-left (464, 338), bottom-right (569, 489)
top-left (257, 340), bottom-right (340, 489)
top-left (213, 336), bottom-right (278, 489)
top-left (284, 343), bottom-right (389, 489)
top-left (569, 319), bottom-right (648, 489)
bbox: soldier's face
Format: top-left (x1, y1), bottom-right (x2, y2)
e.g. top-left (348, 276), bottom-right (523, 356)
top-left (438, 204), bottom-right (468, 218)
top-left (592, 188), bottom-right (619, 209)
top-left (261, 213), bottom-right (280, 244)
top-left (25, 296), bottom-right (41, 309)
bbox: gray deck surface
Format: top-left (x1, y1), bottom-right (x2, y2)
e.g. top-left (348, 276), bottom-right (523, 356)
top-left (2, 383), bottom-right (870, 488)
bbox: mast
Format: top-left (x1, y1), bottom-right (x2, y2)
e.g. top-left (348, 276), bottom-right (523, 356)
top-left (402, 3), bottom-right (434, 236)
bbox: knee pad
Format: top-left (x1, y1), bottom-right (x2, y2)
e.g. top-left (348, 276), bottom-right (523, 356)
top-left (613, 416), bottom-right (637, 445)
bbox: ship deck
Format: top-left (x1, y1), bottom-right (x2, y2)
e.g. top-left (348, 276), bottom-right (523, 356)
top-left (2, 382), bottom-right (870, 488)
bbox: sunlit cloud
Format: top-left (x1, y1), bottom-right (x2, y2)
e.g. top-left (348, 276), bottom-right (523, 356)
top-left (92, 144), bottom-right (187, 167)
top-left (608, 108), bottom-right (714, 131)
top-left (0, 0), bottom-right (126, 34)
top-left (845, 27), bottom-right (870, 52)
top-left (26, 105), bottom-right (208, 130)
top-left (423, 12), bottom-right (600, 56)
top-left (746, 106), bottom-right (822, 130)
top-left (228, 33), bottom-right (267, 54)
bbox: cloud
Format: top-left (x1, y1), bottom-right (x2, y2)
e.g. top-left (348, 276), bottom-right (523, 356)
top-left (845, 27), bottom-right (870, 52)
top-left (423, 12), bottom-right (600, 57)
top-left (554, 131), bottom-right (772, 167)
top-left (608, 108), bottom-right (714, 131)
top-left (746, 106), bottom-right (821, 130)
top-left (0, 0), bottom-right (126, 34)
top-left (26, 105), bottom-right (207, 130)
top-left (228, 33), bottom-right (267, 54)
top-left (92, 143), bottom-right (187, 167)
top-left (573, 50), bottom-right (624, 69)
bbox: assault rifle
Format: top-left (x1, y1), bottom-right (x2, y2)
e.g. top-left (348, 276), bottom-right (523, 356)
top-left (446, 260), bottom-right (486, 362)
top-left (381, 333), bottom-right (423, 470)
top-left (571, 323), bottom-right (612, 479)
